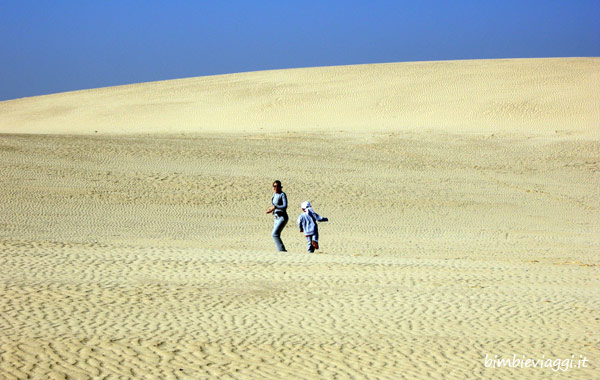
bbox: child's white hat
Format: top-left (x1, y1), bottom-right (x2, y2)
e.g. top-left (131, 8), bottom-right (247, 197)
top-left (301, 201), bottom-right (311, 209)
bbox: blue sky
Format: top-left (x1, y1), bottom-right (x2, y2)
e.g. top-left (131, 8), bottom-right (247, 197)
top-left (1, 1), bottom-right (599, 101)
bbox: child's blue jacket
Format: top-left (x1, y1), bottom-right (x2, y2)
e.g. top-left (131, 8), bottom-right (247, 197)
top-left (297, 209), bottom-right (328, 235)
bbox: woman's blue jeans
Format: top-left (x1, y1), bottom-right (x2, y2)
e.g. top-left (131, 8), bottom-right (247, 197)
top-left (272, 214), bottom-right (288, 251)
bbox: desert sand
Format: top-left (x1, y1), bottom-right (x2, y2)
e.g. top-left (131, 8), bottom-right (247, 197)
top-left (0, 58), bottom-right (598, 379)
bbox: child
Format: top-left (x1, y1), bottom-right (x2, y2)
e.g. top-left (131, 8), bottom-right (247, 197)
top-left (297, 201), bottom-right (328, 253)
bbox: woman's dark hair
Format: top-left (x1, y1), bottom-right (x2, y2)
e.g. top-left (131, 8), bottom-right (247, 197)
top-left (273, 180), bottom-right (282, 187)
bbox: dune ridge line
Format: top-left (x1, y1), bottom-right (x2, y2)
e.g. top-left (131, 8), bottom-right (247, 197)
top-left (1, 58), bottom-right (598, 137)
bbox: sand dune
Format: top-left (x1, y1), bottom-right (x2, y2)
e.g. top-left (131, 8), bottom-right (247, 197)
top-left (1, 58), bottom-right (599, 137)
top-left (0, 59), bottom-right (599, 379)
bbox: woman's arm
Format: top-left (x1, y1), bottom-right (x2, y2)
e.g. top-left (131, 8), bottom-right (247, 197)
top-left (266, 194), bottom-right (276, 214)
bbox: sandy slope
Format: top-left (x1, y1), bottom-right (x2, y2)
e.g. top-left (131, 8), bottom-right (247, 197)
top-left (1, 58), bottom-right (599, 137)
top-left (0, 59), bottom-right (599, 379)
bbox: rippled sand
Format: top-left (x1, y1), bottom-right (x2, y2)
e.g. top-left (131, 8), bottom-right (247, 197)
top-left (0, 58), bottom-right (599, 379)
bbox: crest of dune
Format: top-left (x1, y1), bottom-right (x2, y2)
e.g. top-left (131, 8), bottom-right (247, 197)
top-left (1, 58), bottom-right (598, 137)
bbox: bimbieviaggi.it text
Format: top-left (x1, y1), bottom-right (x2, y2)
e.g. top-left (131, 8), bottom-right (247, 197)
top-left (484, 354), bottom-right (589, 372)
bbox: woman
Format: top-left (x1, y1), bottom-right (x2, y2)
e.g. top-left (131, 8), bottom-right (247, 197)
top-left (266, 180), bottom-right (288, 251)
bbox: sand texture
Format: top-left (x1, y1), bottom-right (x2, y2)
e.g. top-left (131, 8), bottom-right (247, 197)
top-left (1, 58), bottom-right (599, 137)
top-left (0, 58), bottom-right (599, 379)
